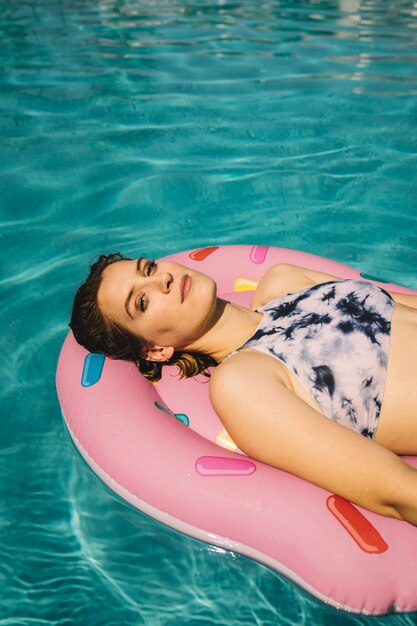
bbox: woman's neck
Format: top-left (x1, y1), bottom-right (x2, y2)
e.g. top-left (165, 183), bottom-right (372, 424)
top-left (186, 299), bottom-right (263, 363)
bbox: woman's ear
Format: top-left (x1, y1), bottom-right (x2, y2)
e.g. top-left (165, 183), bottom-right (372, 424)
top-left (145, 346), bottom-right (175, 362)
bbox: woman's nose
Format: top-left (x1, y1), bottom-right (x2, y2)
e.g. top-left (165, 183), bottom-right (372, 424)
top-left (160, 272), bottom-right (173, 293)
top-left (146, 271), bottom-right (173, 293)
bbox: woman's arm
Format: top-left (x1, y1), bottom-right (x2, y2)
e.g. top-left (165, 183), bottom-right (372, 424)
top-left (388, 291), bottom-right (417, 308)
top-left (210, 351), bottom-right (417, 525)
top-left (253, 262), bottom-right (417, 310)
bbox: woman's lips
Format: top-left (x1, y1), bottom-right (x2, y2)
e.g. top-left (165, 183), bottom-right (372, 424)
top-left (181, 275), bottom-right (192, 302)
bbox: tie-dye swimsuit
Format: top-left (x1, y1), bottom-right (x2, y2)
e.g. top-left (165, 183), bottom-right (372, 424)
top-left (231, 280), bottom-right (395, 438)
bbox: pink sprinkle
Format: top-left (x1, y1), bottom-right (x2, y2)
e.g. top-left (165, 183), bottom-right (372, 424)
top-left (195, 456), bottom-right (256, 476)
top-left (250, 245), bottom-right (269, 264)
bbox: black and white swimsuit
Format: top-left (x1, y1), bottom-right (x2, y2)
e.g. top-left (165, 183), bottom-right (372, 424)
top-left (228, 280), bottom-right (395, 438)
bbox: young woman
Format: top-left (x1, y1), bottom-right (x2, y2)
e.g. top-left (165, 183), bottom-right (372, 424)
top-left (70, 253), bottom-right (417, 525)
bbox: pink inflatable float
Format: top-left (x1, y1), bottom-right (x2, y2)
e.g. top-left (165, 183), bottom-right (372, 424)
top-left (56, 245), bottom-right (417, 615)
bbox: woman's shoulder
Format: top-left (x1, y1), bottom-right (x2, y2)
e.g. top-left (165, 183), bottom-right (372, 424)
top-left (252, 263), bottom-right (339, 310)
top-left (209, 349), bottom-right (289, 410)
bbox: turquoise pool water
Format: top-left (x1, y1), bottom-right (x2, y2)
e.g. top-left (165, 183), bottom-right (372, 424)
top-left (1, 0), bottom-right (417, 624)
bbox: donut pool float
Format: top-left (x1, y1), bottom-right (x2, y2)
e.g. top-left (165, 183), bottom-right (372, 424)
top-left (56, 245), bottom-right (417, 615)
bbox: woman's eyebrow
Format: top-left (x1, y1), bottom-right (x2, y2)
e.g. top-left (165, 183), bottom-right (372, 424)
top-left (124, 257), bottom-right (144, 319)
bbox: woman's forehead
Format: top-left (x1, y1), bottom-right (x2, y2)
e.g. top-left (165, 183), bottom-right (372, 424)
top-left (98, 260), bottom-right (135, 313)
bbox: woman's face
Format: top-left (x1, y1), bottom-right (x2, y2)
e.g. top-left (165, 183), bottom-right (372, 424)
top-left (97, 258), bottom-right (218, 355)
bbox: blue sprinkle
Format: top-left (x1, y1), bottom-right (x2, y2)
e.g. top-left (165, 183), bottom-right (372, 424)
top-left (154, 402), bottom-right (189, 426)
top-left (81, 353), bottom-right (105, 387)
top-left (359, 273), bottom-right (389, 284)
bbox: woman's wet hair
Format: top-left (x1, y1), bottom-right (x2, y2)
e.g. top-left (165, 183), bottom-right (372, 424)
top-left (69, 253), bottom-right (217, 382)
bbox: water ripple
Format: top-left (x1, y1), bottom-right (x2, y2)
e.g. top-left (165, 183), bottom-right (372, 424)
top-left (1, 0), bottom-right (417, 624)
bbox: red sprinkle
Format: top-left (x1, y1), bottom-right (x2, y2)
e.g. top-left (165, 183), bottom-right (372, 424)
top-left (189, 247), bottom-right (219, 261)
top-left (327, 495), bottom-right (388, 554)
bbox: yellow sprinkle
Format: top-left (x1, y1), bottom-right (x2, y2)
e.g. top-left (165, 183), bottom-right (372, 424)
top-left (234, 277), bottom-right (258, 292)
top-left (216, 427), bottom-right (238, 451)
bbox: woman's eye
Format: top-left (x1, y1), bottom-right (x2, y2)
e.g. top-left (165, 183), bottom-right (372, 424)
top-left (136, 260), bottom-right (155, 312)
top-left (146, 260), bottom-right (156, 276)
top-left (138, 295), bottom-right (148, 312)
